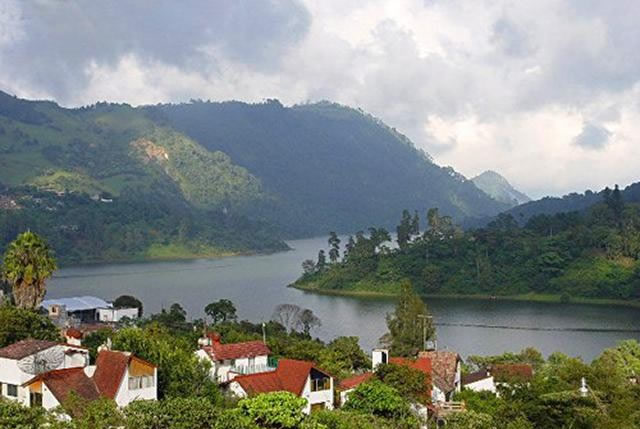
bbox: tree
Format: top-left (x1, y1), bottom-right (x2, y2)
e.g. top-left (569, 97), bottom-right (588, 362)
top-left (204, 299), bottom-right (237, 325)
top-left (396, 210), bottom-right (412, 250)
top-left (1, 231), bottom-right (57, 309)
top-left (113, 295), bottom-right (143, 318)
top-left (343, 380), bottom-right (412, 420)
top-left (411, 210), bottom-right (420, 236)
top-left (344, 235), bottom-right (355, 259)
top-left (381, 280), bottom-right (434, 357)
top-left (296, 308), bottom-right (321, 336)
top-left (328, 232), bottom-right (341, 263)
top-left (317, 250), bottom-right (327, 270)
top-left (0, 303), bottom-right (60, 348)
top-left (375, 363), bottom-right (428, 401)
top-left (272, 304), bottom-right (302, 332)
top-left (301, 259), bottom-right (316, 275)
top-left (238, 392), bottom-right (307, 429)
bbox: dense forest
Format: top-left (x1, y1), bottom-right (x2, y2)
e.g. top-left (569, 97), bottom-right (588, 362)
top-left (0, 91), bottom-right (514, 261)
top-left (151, 99), bottom-right (509, 236)
top-left (296, 186), bottom-right (640, 302)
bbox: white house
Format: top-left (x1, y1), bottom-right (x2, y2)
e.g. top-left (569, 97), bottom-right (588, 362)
top-left (461, 369), bottom-right (496, 394)
top-left (41, 296), bottom-right (139, 325)
top-left (196, 332), bottom-right (273, 383)
top-left (23, 349), bottom-right (157, 410)
top-left (228, 358), bottom-right (334, 414)
top-left (0, 340), bottom-right (89, 407)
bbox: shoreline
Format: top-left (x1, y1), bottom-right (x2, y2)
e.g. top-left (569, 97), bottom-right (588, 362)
top-left (56, 245), bottom-right (292, 268)
top-left (290, 283), bottom-right (640, 309)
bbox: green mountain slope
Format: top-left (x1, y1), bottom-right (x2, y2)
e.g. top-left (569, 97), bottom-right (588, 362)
top-left (151, 100), bottom-right (509, 236)
top-left (472, 170), bottom-right (530, 207)
top-left (0, 91), bottom-right (285, 263)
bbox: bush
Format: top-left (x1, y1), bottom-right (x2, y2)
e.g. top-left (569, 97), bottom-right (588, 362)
top-left (343, 380), bottom-right (411, 420)
top-left (238, 392), bottom-right (307, 429)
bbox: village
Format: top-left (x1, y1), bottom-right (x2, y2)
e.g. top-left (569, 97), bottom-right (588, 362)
top-left (1, 292), bottom-right (554, 428)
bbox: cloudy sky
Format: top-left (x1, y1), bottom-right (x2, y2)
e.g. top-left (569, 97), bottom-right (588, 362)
top-left (1, 0), bottom-right (639, 198)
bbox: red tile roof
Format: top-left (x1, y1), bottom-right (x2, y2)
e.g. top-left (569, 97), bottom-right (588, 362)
top-left (92, 350), bottom-right (157, 399)
top-left (232, 358), bottom-right (328, 396)
top-left (202, 340), bottom-right (271, 361)
top-left (418, 351), bottom-right (460, 393)
top-left (0, 340), bottom-right (59, 360)
top-left (24, 367), bottom-right (100, 405)
top-left (65, 328), bottom-right (84, 339)
top-left (338, 372), bottom-right (374, 390)
top-left (490, 364), bottom-right (533, 382)
top-left (462, 369), bottom-right (492, 386)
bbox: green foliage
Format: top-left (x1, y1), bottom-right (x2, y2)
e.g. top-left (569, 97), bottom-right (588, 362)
top-left (124, 397), bottom-right (221, 429)
top-left (82, 328), bottom-right (113, 363)
top-left (112, 324), bottom-right (219, 400)
top-left (0, 398), bottom-right (45, 429)
top-left (466, 348), bottom-right (545, 372)
top-left (1, 231), bottom-right (56, 308)
top-left (374, 363), bottom-right (428, 402)
top-left (297, 200), bottom-right (640, 302)
top-left (205, 299), bottom-right (238, 325)
top-left (307, 409), bottom-right (416, 429)
top-left (54, 395), bottom-right (125, 429)
top-left (0, 302), bottom-right (60, 347)
top-left (445, 410), bottom-right (495, 429)
top-left (343, 380), bottom-right (411, 420)
top-left (238, 392), bottom-right (307, 429)
top-left (381, 280), bottom-right (434, 356)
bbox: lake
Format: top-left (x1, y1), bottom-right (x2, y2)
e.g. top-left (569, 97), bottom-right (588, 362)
top-left (48, 236), bottom-right (640, 361)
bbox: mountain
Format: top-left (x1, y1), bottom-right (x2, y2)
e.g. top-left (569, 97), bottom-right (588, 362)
top-left (0, 91), bottom-right (286, 263)
top-left (472, 170), bottom-right (530, 207)
top-left (150, 100), bottom-right (509, 236)
top-left (0, 92), bottom-right (510, 262)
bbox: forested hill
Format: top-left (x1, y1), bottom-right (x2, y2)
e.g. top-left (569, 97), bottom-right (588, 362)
top-left (150, 100), bottom-right (508, 236)
top-left (505, 182), bottom-right (640, 223)
top-left (0, 91), bottom-right (286, 263)
top-left (294, 189), bottom-right (640, 302)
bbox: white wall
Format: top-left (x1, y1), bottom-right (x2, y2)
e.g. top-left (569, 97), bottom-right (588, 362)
top-left (41, 383), bottom-right (62, 410)
top-left (464, 376), bottom-right (496, 394)
top-left (302, 375), bottom-right (334, 414)
top-left (196, 350), bottom-right (270, 383)
top-left (97, 307), bottom-right (139, 322)
top-left (114, 367), bottom-right (157, 407)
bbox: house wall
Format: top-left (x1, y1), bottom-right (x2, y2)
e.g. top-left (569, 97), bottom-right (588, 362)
top-left (302, 375), bottom-right (334, 414)
top-left (454, 361), bottom-right (462, 392)
top-left (464, 376), bottom-right (496, 394)
top-left (228, 381), bottom-right (248, 398)
top-left (97, 307), bottom-right (138, 322)
top-left (196, 351), bottom-right (270, 382)
top-left (431, 385), bottom-right (446, 403)
top-left (40, 383), bottom-right (62, 410)
top-left (114, 366), bottom-right (157, 407)
top-left (339, 388), bottom-right (354, 406)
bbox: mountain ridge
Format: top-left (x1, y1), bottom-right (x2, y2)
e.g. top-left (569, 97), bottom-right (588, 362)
top-left (472, 170), bottom-right (530, 207)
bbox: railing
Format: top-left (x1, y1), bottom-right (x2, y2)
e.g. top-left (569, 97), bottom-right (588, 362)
top-left (230, 364), bottom-right (277, 376)
top-left (433, 401), bottom-right (466, 418)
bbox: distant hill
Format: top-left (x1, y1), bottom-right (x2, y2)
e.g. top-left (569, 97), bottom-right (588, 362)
top-left (151, 100), bottom-right (509, 236)
top-left (472, 170), bottom-right (530, 207)
top-left (505, 182), bottom-right (640, 224)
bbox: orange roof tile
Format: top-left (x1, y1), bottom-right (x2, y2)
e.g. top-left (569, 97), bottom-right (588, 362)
top-left (233, 358), bottom-right (328, 396)
top-left (202, 340), bottom-right (271, 361)
top-left (24, 367), bottom-right (100, 405)
top-left (338, 372), bottom-right (374, 390)
top-left (92, 350), bottom-right (130, 399)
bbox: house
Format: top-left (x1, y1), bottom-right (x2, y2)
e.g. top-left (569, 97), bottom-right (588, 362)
top-left (228, 358), bottom-right (334, 414)
top-left (0, 340), bottom-right (89, 406)
top-left (22, 349), bottom-right (157, 410)
top-left (41, 296), bottom-right (139, 325)
top-left (338, 372), bottom-right (374, 406)
top-left (64, 328), bottom-right (84, 347)
top-left (461, 369), bottom-right (496, 394)
top-left (338, 350), bottom-right (433, 406)
top-left (195, 332), bottom-right (273, 383)
top-left (419, 350), bottom-right (462, 403)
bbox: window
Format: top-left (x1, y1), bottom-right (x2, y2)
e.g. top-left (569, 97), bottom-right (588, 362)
top-left (311, 377), bottom-right (330, 392)
top-left (30, 392), bottom-right (42, 407)
top-left (248, 357), bottom-right (255, 367)
top-left (7, 384), bottom-right (18, 397)
top-left (129, 375), bottom-right (155, 390)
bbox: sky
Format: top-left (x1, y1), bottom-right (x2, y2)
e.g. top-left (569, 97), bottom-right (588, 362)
top-left (1, 0), bottom-right (639, 199)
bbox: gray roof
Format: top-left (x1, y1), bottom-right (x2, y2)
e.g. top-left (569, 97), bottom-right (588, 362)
top-left (41, 296), bottom-right (112, 312)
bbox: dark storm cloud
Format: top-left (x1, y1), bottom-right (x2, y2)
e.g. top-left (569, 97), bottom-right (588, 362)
top-left (2, 0), bottom-right (310, 103)
top-left (573, 123), bottom-right (611, 150)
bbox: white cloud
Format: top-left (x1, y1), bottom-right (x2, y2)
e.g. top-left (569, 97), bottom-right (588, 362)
top-left (1, 0), bottom-right (639, 198)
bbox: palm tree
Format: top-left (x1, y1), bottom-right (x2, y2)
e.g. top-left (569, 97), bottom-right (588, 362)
top-left (1, 231), bottom-right (57, 309)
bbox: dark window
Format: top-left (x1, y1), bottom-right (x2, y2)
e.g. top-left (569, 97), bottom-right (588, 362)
top-left (30, 392), bottom-right (42, 407)
top-left (381, 351), bottom-right (388, 364)
top-left (7, 384), bottom-right (18, 397)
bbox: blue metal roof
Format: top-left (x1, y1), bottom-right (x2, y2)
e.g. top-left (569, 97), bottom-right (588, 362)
top-left (41, 296), bottom-right (112, 312)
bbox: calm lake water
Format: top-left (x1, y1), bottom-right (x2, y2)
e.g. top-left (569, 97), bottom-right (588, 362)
top-left (48, 237), bottom-right (640, 361)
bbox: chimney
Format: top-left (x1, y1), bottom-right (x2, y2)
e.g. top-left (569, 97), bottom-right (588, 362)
top-left (372, 349), bottom-right (389, 371)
